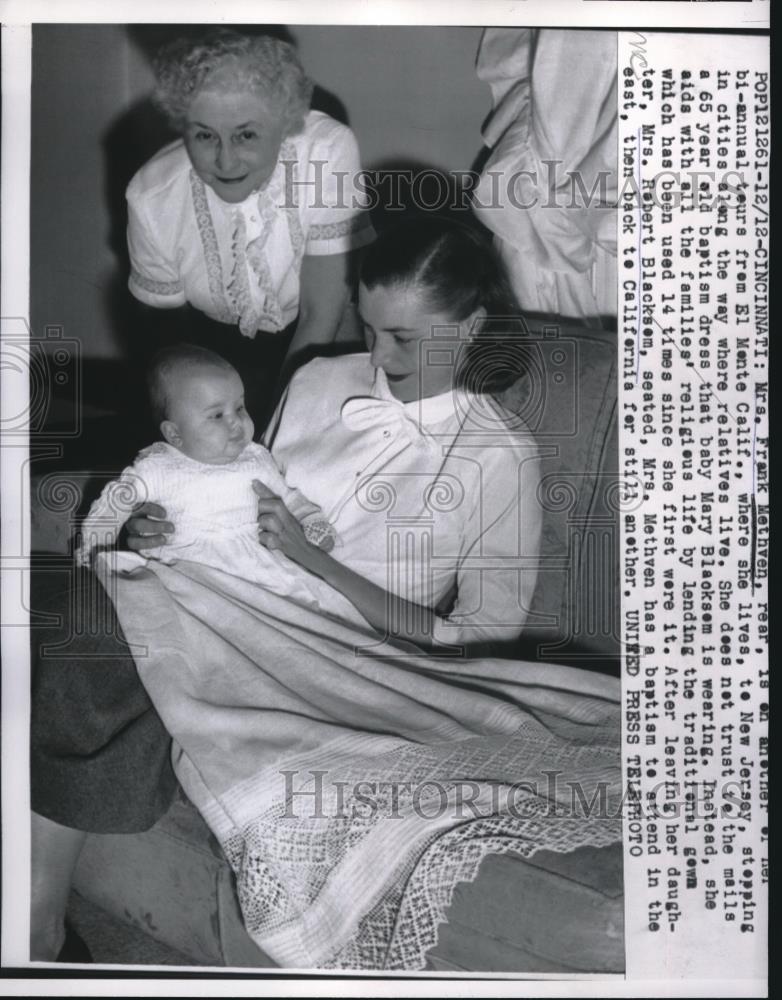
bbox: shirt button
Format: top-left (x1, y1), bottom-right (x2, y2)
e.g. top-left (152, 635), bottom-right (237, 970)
top-left (383, 430), bottom-right (391, 438)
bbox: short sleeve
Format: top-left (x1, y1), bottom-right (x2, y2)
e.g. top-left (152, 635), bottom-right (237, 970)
top-left (127, 192), bottom-right (187, 309)
top-left (432, 436), bottom-right (542, 654)
top-left (301, 122), bottom-right (375, 257)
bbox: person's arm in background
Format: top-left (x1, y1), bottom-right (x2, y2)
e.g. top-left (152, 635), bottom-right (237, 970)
top-left (283, 252), bottom-right (352, 375)
top-left (126, 193), bottom-right (187, 313)
top-left (126, 183), bottom-right (203, 353)
top-left (281, 119), bottom-right (374, 378)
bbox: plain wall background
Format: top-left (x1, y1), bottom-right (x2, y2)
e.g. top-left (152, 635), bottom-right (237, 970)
top-left (31, 24), bottom-right (489, 359)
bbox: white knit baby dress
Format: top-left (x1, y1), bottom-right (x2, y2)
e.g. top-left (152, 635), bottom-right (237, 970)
top-left (77, 441), bottom-right (337, 608)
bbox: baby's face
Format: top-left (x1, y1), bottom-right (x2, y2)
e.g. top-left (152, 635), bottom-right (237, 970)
top-left (164, 365), bottom-right (254, 465)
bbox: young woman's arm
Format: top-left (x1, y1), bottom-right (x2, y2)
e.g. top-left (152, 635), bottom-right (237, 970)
top-left (255, 408), bottom-right (543, 654)
top-left (253, 482), bottom-right (450, 650)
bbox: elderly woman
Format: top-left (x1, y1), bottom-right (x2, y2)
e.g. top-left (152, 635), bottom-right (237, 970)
top-left (127, 29), bottom-right (374, 412)
top-left (31, 217), bottom-right (620, 967)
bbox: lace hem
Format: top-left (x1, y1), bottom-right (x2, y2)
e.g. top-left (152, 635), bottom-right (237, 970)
top-left (329, 810), bottom-right (621, 969)
top-left (222, 796), bottom-right (621, 970)
top-left (214, 724), bottom-right (621, 970)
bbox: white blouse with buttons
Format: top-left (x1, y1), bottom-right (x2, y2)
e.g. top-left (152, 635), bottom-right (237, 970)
top-left (265, 354), bottom-right (543, 653)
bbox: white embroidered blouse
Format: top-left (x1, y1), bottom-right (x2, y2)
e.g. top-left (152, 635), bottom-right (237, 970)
top-left (126, 111), bottom-right (375, 337)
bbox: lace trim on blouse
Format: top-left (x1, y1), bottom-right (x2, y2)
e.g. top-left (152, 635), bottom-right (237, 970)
top-left (130, 267), bottom-right (183, 297)
top-left (227, 212), bottom-right (265, 337)
top-left (190, 164), bottom-right (296, 336)
top-left (242, 206), bottom-right (285, 334)
top-left (188, 135), bottom-right (366, 337)
top-left (189, 170), bottom-right (236, 325)
top-left (307, 213), bottom-right (373, 244)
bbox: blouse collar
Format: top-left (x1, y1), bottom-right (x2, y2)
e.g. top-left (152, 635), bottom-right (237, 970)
top-left (371, 367), bottom-right (460, 429)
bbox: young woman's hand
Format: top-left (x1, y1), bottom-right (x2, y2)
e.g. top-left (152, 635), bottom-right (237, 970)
top-left (123, 502), bottom-right (174, 552)
top-left (253, 481), bottom-right (319, 570)
top-left (253, 481), bottom-right (444, 649)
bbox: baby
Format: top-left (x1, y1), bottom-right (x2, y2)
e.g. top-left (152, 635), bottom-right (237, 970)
top-left (77, 344), bottom-right (335, 601)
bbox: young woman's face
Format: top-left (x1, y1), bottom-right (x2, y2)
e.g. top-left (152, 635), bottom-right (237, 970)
top-left (163, 366), bottom-right (255, 465)
top-left (358, 282), bottom-right (480, 402)
top-left (183, 87), bottom-right (287, 204)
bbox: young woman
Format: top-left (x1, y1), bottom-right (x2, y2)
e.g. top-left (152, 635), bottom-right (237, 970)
top-left (131, 214), bottom-right (544, 652)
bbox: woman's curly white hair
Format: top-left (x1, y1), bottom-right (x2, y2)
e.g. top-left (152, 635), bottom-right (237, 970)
top-left (153, 29), bottom-right (313, 135)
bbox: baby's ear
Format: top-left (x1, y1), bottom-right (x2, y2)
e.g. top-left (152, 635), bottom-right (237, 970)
top-left (466, 305), bottom-right (487, 339)
top-left (160, 420), bottom-right (181, 447)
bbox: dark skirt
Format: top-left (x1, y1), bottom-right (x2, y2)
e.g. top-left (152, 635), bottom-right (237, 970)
top-left (30, 566), bottom-right (177, 833)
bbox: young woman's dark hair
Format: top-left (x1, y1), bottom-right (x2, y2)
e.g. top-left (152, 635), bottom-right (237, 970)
top-left (360, 215), bottom-right (529, 394)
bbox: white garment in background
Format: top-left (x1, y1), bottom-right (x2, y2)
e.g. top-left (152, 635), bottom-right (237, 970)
top-left (127, 111), bottom-right (375, 337)
top-left (473, 29), bottom-right (618, 324)
top-left (77, 441), bottom-right (336, 608)
top-left (265, 353), bottom-right (542, 652)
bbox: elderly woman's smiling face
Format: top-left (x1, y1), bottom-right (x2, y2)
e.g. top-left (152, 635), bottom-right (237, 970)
top-left (183, 85), bottom-right (287, 204)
